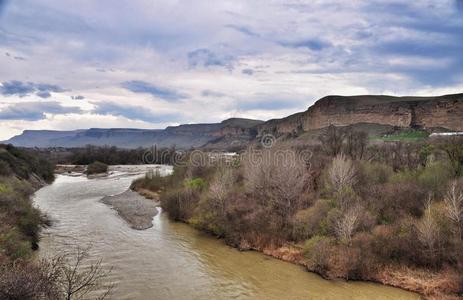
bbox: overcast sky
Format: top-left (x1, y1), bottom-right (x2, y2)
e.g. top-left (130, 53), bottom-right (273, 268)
top-left (1, 0), bottom-right (463, 140)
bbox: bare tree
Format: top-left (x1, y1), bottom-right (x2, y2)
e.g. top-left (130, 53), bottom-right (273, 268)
top-left (328, 153), bottom-right (357, 193)
top-left (0, 247), bottom-right (113, 300)
top-left (344, 127), bottom-right (368, 160)
top-left (56, 246), bottom-right (113, 300)
top-left (335, 205), bottom-right (361, 245)
top-left (209, 166), bottom-right (236, 215)
top-left (444, 181), bottom-right (463, 240)
top-left (243, 147), bottom-right (310, 216)
top-left (416, 200), bottom-right (440, 260)
top-left (319, 125), bottom-right (344, 157)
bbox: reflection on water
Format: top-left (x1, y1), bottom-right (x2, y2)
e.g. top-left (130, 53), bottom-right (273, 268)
top-left (34, 171), bottom-right (419, 300)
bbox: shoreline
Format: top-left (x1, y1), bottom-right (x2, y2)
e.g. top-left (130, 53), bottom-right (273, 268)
top-left (131, 183), bottom-right (437, 300)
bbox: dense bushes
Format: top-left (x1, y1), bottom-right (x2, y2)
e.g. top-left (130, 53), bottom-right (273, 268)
top-left (0, 145), bottom-right (55, 262)
top-left (134, 133), bottom-right (463, 298)
top-left (86, 161), bottom-right (108, 175)
top-left (69, 145), bottom-right (175, 165)
top-left (0, 144), bottom-right (55, 184)
top-left (0, 176), bottom-right (48, 260)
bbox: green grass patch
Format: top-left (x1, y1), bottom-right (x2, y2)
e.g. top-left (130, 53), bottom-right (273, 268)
top-left (0, 182), bottom-right (11, 193)
top-left (185, 177), bottom-right (207, 190)
top-left (372, 130), bottom-right (429, 142)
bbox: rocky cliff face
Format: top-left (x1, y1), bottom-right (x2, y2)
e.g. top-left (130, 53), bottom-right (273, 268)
top-left (257, 93), bottom-right (463, 136)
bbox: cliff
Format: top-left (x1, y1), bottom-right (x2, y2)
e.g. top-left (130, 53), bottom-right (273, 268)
top-left (257, 93), bottom-right (463, 136)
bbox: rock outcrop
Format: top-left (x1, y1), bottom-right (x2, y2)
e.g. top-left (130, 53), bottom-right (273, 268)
top-left (257, 93), bottom-right (463, 136)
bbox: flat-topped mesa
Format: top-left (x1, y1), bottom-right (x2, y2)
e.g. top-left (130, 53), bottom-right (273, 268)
top-left (257, 93), bottom-right (463, 136)
top-left (5, 118), bottom-right (264, 148)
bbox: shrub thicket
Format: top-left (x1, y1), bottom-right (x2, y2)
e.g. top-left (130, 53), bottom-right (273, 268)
top-left (134, 131), bottom-right (463, 298)
top-left (86, 161), bottom-right (108, 175)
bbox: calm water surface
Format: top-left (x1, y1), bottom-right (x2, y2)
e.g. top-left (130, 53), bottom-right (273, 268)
top-left (34, 170), bottom-right (419, 300)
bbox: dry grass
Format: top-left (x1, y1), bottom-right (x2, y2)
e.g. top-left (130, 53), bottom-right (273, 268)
top-left (135, 187), bottom-right (160, 201)
top-left (262, 244), bottom-right (305, 265)
top-left (378, 265), bottom-right (462, 299)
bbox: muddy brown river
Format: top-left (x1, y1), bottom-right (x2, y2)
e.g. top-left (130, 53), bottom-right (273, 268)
top-left (34, 169), bottom-right (419, 300)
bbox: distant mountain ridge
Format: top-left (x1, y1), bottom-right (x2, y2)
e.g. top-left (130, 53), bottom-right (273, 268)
top-left (4, 93), bottom-right (463, 149)
top-left (4, 118), bottom-right (264, 149)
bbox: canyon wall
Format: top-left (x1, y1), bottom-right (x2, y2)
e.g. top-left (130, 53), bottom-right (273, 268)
top-left (258, 94), bottom-right (463, 136)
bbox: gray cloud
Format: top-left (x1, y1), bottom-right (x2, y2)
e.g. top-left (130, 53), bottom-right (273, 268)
top-left (92, 101), bottom-right (181, 123)
top-left (242, 68), bottom-right (254, 75)
top-left (225, 24), bottom-right (260, 37)
top-left (279, 39), bottom-right (331, 51)
top-left (121, 81), bottom-right (187, 101)
top-left (201, 90), bottom-right (227, 97)
top-left (187, 49), bottom-right (234, 70)
top-left (0, 80), bottom-right (65, 97)
top-left (0, 101), bottom-right (82, 121)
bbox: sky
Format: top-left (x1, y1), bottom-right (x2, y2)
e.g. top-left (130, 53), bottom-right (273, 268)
top-left (1, 0), bottom-right (463, 140)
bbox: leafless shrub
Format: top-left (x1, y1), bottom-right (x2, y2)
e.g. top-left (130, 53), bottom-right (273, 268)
top-left (328, 153), bottom-right (357, 194)
top-left (0, 246), bottom-right (113, 300)
top-left (416, 200), bottom-right (440, 262)
top-left (335, 205), bottom-right (362, 245)
top-left (0, 259), bottom-right (61, 300)
top-left (208, 166), bottom-right (236, 215)
top-left (243, 148), bottom-right (310, 215)
top-left (443, 180), bottom-right (463, 240)
top-left (56, 246), bottom-right (113, 300)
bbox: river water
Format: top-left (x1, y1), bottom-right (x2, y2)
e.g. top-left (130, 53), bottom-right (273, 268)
top-left (34, 169), bottom-right (419, 300)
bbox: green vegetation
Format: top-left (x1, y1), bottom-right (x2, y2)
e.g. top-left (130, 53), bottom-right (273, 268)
top-left (0, 145), bottom-right (55, 260)
top-left (0, 144), bottom-right (55, 183)
top-left (69, 145), bottom-right (176, 165)
top-left (373, 129), bottom-right (429, 142)
top-left (86, 161), bottom-right (109, 175)
top-left (134, 130), bottom-right (463, 299)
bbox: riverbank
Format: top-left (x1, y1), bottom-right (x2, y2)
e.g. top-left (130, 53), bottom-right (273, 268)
top-left (239, 242), bottom-right (460, 300)
top-left (101, 189), bottom-right (159, 230)
top-left (129, 141), bottom-right (463, 299)
top-left (131, 184), bottom-right (432, 299)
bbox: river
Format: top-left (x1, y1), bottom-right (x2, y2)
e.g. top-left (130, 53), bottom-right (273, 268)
top-left (34, 168), bottom-right (419, 300)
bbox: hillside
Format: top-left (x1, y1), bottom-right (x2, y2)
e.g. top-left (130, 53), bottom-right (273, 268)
top-left (0, 144), bottom-right (55, 259)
